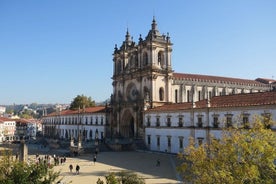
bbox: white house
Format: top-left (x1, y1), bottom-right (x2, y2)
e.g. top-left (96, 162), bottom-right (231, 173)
top-left (0, 117), bottom-right (16, 142)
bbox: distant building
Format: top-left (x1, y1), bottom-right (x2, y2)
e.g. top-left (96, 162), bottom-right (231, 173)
top-left (0, 117), bottom-right (16, 142)
top-left (42, 106), bottom-right (109, 141)
top-left (15, 119), bottom-right (40, 140)
top-left (0, 106), bottom-right (6, 115)
top-left (15, 120), bottom-right (28, 141)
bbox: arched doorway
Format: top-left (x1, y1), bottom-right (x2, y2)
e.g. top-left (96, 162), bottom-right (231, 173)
top-left (120, 109), bottom-right (135, 138)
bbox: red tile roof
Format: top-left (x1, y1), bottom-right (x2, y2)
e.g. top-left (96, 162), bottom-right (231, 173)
top-left (0, 117), bottom-right (13, 123)
top-left (210, 91), bottom-right (276, 108)
top-left (173, 73), bottom-right (266, 86)
top-left (146, 91), bottom-right (276, 112)
top-left (255, 78), bottom-right (276, 84)
top-left (47, 106), bottom-right (106, 117)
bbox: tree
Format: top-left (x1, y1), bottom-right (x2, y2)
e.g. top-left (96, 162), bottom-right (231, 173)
top-left (69, 95), bottom-right (95, 110)
top-left (97, 171), bottom-right (145, 184)
top-left (178, 116), bottom-right (276, 184)
top-left (0, 150), bottom-right (60, 184)
top-left (19, 109), bottom-right (36, 119)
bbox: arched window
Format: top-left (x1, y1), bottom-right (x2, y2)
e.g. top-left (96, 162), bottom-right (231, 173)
top-left (159, 87), bottom-right (164, 101)
top-left (158, 51), bottom-right (163, 66)
top-left (143, 52), bottom-right (148, 66)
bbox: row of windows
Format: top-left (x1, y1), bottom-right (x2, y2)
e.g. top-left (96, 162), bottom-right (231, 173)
top-left (58, 128), bottom-right (103, 139)
top-left (44, 116), bottom-right (105, 126)
top-left (146, 113), bottom-right (272, 129)
top-left (172, 88), bottom-right (256, 103)
top-left (147, 135), bottom-right (204, 149)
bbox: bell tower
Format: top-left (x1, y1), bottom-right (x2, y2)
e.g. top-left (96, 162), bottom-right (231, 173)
top-left (111, 17), bottom-right (173, 138)
top-left (139, 17), bottom-right (174, 107)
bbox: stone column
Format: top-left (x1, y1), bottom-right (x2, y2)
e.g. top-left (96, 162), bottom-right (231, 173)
top-left (19, 140), bottom-right (28, 162)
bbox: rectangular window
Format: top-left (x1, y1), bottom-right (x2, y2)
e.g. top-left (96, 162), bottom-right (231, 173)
top-left (198, 138), bottom-right (204, 146)
top-left (90, 117), bottom-right (93, 125)
top-left (209, 91), bottom-right (212, 99)
top-left (179, 137), bottom-right (183, 149)
top-left (147, 135), bottom-right (151, 145)
top-left (243, 115), bottom-right (249, 129)
top-left (187, 90), bottom-right (190, 102)
top-left (101, 117), bottom-right (104, 125)
top-left (175, 89), bottom-right (178, 103)
top-left (213, 116), bottom-right (219, 128)
top-left (147, 117), bottom-right (151, 127)
top-left (167, 136), bottom-right (171, 147)
top-left (156, 117), bottom-right (160, 127)
top-left (226, 116), bottom-right (232, 127)
top-left (178, 116), bottom-right (183, 127)
top-left (198, 91), bottom-right (201, 101)
top-left (95, 117), bottom-right (98, 125)
top-left (157, 136), bottom-right (160, 147)
top-left (167, 117), bottom-right (171, 127)
top-left (198, 117), bottom-right (203, 127)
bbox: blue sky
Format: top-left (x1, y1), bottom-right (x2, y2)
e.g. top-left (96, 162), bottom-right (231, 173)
top-left (0, 0), bottom-right (275, 105)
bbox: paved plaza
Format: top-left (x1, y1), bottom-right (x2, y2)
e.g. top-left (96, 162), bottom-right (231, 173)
top-left (53, 151), bottom-right (182, 184)
top-left (1, 143), bottom-right (182, 183)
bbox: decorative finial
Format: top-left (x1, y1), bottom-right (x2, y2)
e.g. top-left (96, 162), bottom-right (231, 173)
top-left (166, 32), bottom-right (170, 42)
top-left (139, 34), bottom-right (143, 42)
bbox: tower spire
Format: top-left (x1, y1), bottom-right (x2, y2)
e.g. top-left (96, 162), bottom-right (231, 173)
top-left (152, 16), bottom-right (157, 30)
top-left (124, 27), bottom-right (132, 45)
top-left (146, 16), bottom-right (161, 40)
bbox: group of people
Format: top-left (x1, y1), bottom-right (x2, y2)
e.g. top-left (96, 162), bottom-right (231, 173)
top-left (53, 154), bottom-right (67, 166)
top-left (69, 164), bottom-right (80, 174)
top-left (35, 154), bottom-right (66, 167)
top-left (68, 150), bottom-right (98, 175)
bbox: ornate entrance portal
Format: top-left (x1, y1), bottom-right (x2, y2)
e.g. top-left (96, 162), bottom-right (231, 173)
top-left (120, 109), bottom-right (135, 138)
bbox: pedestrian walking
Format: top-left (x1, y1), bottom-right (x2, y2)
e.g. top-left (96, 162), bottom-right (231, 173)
top-left (156, 159), bottom-right (160, 167)
top-left (69, 164), bottom-right (73, 173)
top-left (76, 164), bottom-right (80, 174)
top-left (93, 155), bottom-right (97, 165)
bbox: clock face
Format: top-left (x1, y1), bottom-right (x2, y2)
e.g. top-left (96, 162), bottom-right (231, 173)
top-left (126, 83), bottom-right (139, 101)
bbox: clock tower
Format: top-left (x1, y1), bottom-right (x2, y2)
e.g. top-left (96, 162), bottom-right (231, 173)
top-left (111, 17), bottom-right (173, 138)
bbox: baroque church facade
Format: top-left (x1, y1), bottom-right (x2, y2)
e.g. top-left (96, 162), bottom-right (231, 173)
top-left (110, 17), bottom-right (273, 139)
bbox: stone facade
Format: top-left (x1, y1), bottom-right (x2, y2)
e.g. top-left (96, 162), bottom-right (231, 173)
top-left (110, 17), bottom-right (273, 139)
